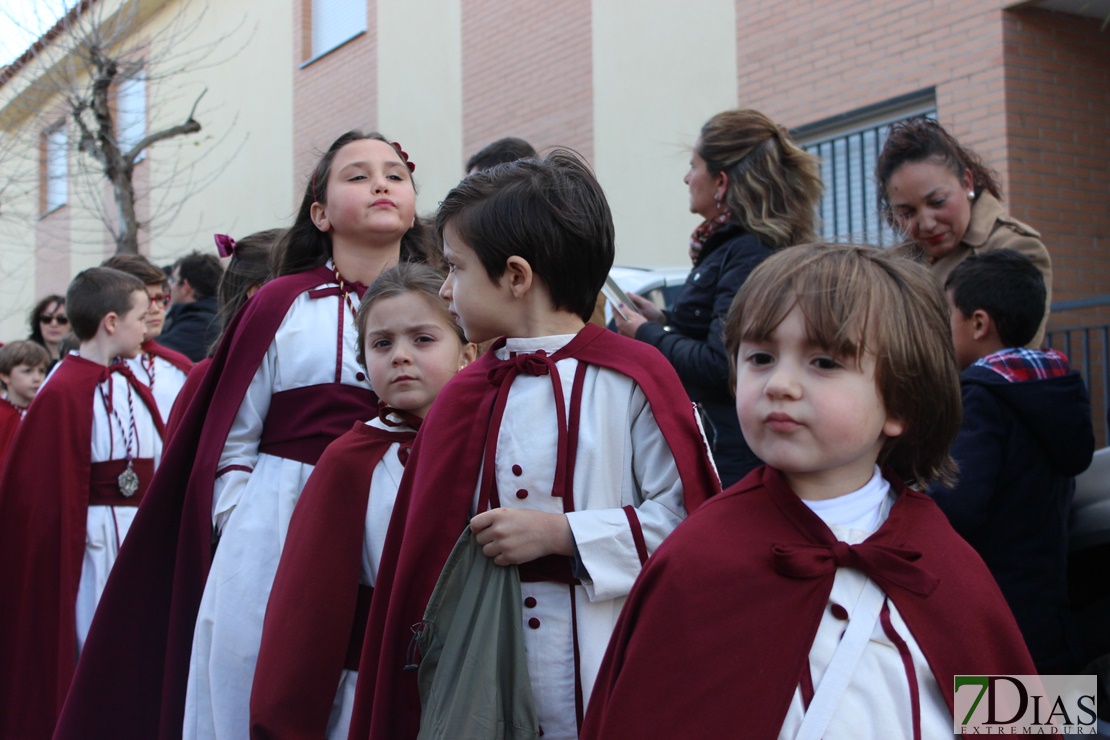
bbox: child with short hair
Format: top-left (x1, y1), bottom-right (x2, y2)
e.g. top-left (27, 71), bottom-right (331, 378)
top-left (933, 248), bottom-right (1093, 674)
top-left (582, 244), bottom-right (1036, 740)
top-left (0, 339), bottom-right (50, 463)
top-left (101, 253), bottom-right (194, 423)
top-left (351, 151), bottom-right (720, 739)
top-left (251, 262), bottom-right (476, 738)
top-left (0, 267), bottom-right (165, 739)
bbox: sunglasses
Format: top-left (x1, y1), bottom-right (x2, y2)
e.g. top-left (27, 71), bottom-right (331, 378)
top-left (148, 294), bottom-right (171, 308)
top-left (40, 314), bottom-right (69, 326)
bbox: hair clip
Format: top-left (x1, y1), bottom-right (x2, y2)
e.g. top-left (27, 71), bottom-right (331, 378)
top-left (392, 141), bottom-right (416, 173)
top-left (214, 233), bottom-right (237, 258)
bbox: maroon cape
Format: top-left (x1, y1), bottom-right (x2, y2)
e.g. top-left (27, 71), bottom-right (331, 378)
top-left (348, 323), bottom-right (722, 739)
top-left (0, 396), bottom-right (21, 471)
top-left (0, 355), bottom-right (163, 739)
top-left (579, 466), bottom-right (1038, 739)
top-left (251, 421), bottom-right (416, 739)
top-left (145, 339), bottom-right (194, 377)
top-left (54, 266), bottom-right (378, 740)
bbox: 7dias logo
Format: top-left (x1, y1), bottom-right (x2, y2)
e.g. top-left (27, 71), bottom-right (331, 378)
top-left (954, 675), bottom-right (1097, 734)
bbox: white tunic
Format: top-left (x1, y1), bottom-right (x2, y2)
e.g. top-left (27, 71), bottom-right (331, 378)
top-left (77, 368), bottom-right (163, 654)
top-left (184, 270), bottom-right (370, 740)
top-left (326, 416), bottom-right (409, 740)
top-left (777, 468), bottom-right (951, 740)
top-left (478, 334), bottom-right (690, 740)
top-left (126, 351), bottom-right (189, 424)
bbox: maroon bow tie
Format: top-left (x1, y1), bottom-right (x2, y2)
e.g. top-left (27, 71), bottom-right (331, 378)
top-left (772, 539), bottom-right (939, 597)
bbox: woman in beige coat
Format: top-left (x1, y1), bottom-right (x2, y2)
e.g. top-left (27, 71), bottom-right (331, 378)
top-left (877, 117), bottom-right (1051, 344)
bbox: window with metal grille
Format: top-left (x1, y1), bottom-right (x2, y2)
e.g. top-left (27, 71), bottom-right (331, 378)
top-left (794, 91), bottom-right (936, 246)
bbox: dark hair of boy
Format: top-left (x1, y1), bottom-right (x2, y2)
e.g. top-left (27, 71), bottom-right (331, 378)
top-left (175, 252), bottom-right (223, 299)
top-left (355, 262), bottom-right (462, 369)
top-left (101, 253), bottom-right (168, 288)
top-left (0, 341), bottom-right (50, 382)
top-left (724, 242), bottom-right (962, 488)
top-left (945, 248), bottom-right (1046, 349)
top-left (465, 136), bottom-right (537, 173)
top-left (66, 267), bottom-right (147, 341)
top-left (435, 149), bottom-right (615, 323)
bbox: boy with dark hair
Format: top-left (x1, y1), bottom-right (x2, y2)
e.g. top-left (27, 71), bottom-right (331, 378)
top-left (0, 339), bottom-right (50, 463)
top-left (161, 251), bottom-right (223, 361)
top-left (465, 135), bottom-right (537, 174)
top-left (0, 267), bottom-right (165, 738)
top-left (350, 150), bottom-right (719, 738)
top-left (582, 244), bottom-right (1035, 739)
top-left (935, 248), bottom-right (1094, 673)
top-left (102, 254), bottom-right (193, 421)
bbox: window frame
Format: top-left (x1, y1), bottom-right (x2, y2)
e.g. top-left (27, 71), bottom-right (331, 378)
top-left (794, 90), bottom-right (937, 247)
top-left (305, 0), bottom-right (367, 65)
top-left (116, 70), bottom-right (148, 162)
top-left (42, 123), bottom-right (68, 215)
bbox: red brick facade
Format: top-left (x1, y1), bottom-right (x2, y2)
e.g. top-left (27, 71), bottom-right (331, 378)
top-left (460, 0), bottom-right (593, 168)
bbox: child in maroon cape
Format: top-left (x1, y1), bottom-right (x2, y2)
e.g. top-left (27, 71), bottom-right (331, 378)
top-left (0, 268), bottom-right (164, 739)
top-left (349, 151), bottom-right (720, 740)
top-left (55, 133), bottom-right (436, 740)
top-left (581, 244), bottom-right (1037, 740)
top-left (250, 262), bottom-right (476, 738)
top-left (0, 339), bottom-right (49, 466)
top-left (102, 254), bottom-right (194, 424)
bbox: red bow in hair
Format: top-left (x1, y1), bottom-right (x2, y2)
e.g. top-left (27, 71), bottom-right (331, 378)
top-left (214, 234), bottom-right (236, 258)
top-left (391, 142), bottom-right (416, 173)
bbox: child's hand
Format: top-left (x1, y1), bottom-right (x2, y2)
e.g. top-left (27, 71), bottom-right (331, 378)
top-left (470, 508), bottom-right (574, 566)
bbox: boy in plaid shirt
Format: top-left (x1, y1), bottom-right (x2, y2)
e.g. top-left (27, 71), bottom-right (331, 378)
top-left (933, 248), bottom-right (1094, 673)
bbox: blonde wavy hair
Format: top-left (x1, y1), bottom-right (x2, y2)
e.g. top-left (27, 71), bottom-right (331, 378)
top-left (698, 109), bottom-right (823, 250)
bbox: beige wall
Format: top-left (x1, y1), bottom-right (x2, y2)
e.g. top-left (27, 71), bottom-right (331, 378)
top-left (592, 0), bottom-right (738, 267)
top-left (377, 0), bottom-right (463, 219)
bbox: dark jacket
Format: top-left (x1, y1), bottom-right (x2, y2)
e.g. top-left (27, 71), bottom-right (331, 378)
top-left (929, 362), bottom-right (1094, 673)
top-left (636, 224), bottom-right (771, 486)
top-left (158, 296), bottom-right (220, 362)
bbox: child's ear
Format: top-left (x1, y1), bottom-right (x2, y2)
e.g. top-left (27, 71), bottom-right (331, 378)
top-left (310, 202), bottom-right (331, 233)
top-left (103, 311), bottom-right (120, 337)
top-left (970, 309), bottom-right (993, 342)
top-left (883, 417), bottom-right (906, 439)
top-left (0, 372), bottom-right (10, 388)
top-left (503, 256), bottom-right (533, 298)
top-left (459, 342), bottom-right (478, 370)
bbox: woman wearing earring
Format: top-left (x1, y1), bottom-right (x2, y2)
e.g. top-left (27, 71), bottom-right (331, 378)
top-left (877, 116), bottom-right (1052, 344)
top-left (616, 109), bottom-right (822, 487)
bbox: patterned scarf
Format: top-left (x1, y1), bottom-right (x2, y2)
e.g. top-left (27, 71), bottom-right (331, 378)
top-left (688, 210), bottom-right (733, 264)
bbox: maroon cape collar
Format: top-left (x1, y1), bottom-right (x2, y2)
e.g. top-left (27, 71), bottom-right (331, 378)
top-left (55, 265), bottom-right (375, 740)
top-left (580, 466), bottom-right (1037, 740)
top-left (144, 339), bottom-right (195, 375)
top-left (0, 355), bottom-right (162, 739)
top-left (348, 323), bottom-right (721, 739)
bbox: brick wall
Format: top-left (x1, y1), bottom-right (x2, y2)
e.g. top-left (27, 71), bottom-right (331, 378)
top-left (735, 0), bottom-right (1010, 178)
top-left (1003, 8), bottom-right (1110, 311)
top-left (291, 0), bottom-right (377, 203)
top-left (460, 0), bottom-right (593, 168)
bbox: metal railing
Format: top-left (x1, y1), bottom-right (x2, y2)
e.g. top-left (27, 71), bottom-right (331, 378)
top-left (1045, 296), bottom-right (1110, 446)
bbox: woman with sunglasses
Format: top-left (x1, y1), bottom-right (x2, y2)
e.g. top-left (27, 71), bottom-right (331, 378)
top-left (28, 295), bottom-right (69, 369)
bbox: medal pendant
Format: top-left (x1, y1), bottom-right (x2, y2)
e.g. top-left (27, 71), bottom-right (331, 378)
top-left (118, 463), bottom-right (140, 498)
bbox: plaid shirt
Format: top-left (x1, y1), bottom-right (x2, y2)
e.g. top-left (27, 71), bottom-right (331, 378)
top-left (973, 347), bottom-right (1070, 383)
